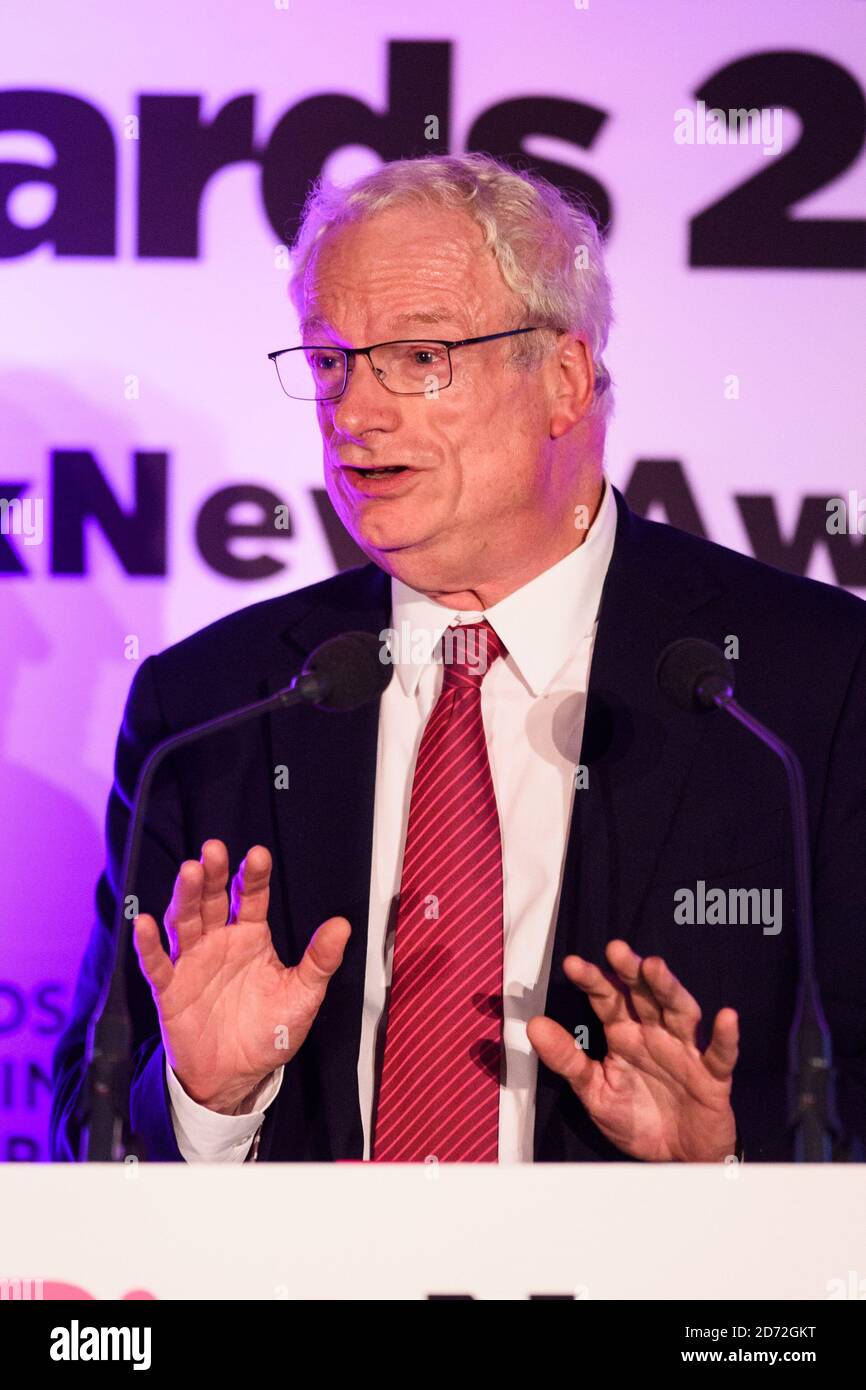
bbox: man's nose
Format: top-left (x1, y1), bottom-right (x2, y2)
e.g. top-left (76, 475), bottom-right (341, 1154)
top-left (329, 354), bottom-right (401, 435)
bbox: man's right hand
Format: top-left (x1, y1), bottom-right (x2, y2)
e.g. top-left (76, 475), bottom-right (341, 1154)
top-left (132, 839), bottom-right (350, 1115)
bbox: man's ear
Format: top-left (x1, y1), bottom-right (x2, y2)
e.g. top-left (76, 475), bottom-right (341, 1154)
top-left (550, 335), bottom-right (595, 440)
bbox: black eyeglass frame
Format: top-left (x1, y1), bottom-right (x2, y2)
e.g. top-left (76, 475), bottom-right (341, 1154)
top-left (266, 326), bottom-right (545, 400)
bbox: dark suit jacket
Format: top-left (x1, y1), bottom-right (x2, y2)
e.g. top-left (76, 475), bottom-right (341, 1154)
top-left (51, 489), bottom-right (866, 1162)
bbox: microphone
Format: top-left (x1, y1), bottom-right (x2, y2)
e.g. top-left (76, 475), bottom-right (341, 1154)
top-left (655, 638), bottom-right (840, 1162)
top-left (81, 630), bottom-right (393, 1161)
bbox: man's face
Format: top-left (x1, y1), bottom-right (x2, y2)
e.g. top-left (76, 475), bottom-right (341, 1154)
top-left (304, 204), bottom-right (588, 598)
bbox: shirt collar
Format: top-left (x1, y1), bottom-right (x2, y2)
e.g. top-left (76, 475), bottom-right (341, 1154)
top-left (388, 475), bottom-right (617, 697)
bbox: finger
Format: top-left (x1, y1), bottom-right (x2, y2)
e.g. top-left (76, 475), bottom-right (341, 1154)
top-left (133, 913), bottom-right (174, 996)
top-left (294, 917), bottom-right (352, 997)
top-left (163, 860), bottom-right (206, 959)
top-left (634, 949), bottom-right (703, 1046)
top-left (604, 940), bottom-right (664, 1027)
top-left (199, 839), bottom-right (230, 933)
top-left (561, 954), bottom-right (632, 1026)
top-left (703, 1007), bottom-right (739, 1081)
top-left (526, 1015), bottom-right (598, 1100)
top-left (229, 845), bottom-right (272, 925)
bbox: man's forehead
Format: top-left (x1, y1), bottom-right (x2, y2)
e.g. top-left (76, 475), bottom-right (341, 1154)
top-left (303, 208), bottom-right (495, 294)
top-left (300, 305), bottom-right (463, 339)
top-left (319, 202), bottom-right (483, 253)
top-left (298, 207), bottom-right (515, 341)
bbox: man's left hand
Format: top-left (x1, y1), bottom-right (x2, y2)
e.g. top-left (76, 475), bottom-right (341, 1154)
top-left (527, 940), bottom-right (738, 1162)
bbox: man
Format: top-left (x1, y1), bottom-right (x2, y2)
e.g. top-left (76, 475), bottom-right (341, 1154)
top-left (52, 153), bottom-right (866, 1165)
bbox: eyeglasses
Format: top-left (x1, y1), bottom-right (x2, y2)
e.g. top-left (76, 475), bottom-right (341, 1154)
top-left (267, 327), bottom-right (544, 401)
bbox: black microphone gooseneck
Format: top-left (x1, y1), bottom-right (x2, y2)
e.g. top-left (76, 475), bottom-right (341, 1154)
top-left (655, 638), bottom-right (840, 1162)
top-left (81, 630), bottom-right (393, 1162)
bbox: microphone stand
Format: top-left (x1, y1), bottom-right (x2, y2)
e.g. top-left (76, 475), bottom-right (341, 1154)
top-left (697, 674), bottom-right (841, 1162)
top-left (79, 672), bottom-right (323, 1162)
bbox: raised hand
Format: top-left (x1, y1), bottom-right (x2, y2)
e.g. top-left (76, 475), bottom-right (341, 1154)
top-left (527, 939), bottom-right (738, 1162)
top-left (132, 839), bottom-right (350, 1114)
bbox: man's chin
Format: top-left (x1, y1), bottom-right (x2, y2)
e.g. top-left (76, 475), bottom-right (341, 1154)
top-left (376, 551), bottom-right (473, 604)
top-left (343, 512), bottom-right (435, 562)
top-left (355, 532), bottom-right (431, 568)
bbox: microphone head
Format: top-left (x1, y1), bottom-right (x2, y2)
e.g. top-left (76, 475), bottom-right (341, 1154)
top-left (300, 630), bottom-right (393, 711)
top-left (656, 638), bottom-right (735, 712)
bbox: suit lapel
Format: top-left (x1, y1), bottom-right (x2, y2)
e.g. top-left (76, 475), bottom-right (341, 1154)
top-left (534, 489), bottom-right (725, 1154)
top-left (264, 563), bottom-right (390, 1159)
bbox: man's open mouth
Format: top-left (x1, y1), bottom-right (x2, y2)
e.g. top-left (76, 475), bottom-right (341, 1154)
top-left (349, 465), bottom-right (410, 479)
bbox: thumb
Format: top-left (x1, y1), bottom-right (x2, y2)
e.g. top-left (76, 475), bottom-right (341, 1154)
top-left (133, 913), bottom-right (174, 997)
top-left (294, 916), bottom-right (351, 999)
top-left (528, 1014), bottom-right (595, 1098)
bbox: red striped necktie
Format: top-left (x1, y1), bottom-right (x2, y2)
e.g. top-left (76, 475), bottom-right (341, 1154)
top-left (372, 620), bottom-right (506, 1163)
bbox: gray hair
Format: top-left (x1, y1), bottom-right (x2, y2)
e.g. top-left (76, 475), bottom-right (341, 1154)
top-left (288, 152), bottom-right (614, 424)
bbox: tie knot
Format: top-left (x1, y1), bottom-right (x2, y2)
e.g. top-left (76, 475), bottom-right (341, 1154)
top-left (439, 621), bottom-right (506, 691)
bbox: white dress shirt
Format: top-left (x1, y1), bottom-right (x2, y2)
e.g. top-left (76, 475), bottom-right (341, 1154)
top-left (167, 477), bottom-right (617, 1161)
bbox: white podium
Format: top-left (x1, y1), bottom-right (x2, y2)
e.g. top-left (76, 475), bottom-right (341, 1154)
top-left (1, 1164), bottom-right (862, 1300)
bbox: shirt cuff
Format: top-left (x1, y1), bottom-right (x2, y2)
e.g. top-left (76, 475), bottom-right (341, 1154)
top-left (165, 1060), bottom-right (284, 1163)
